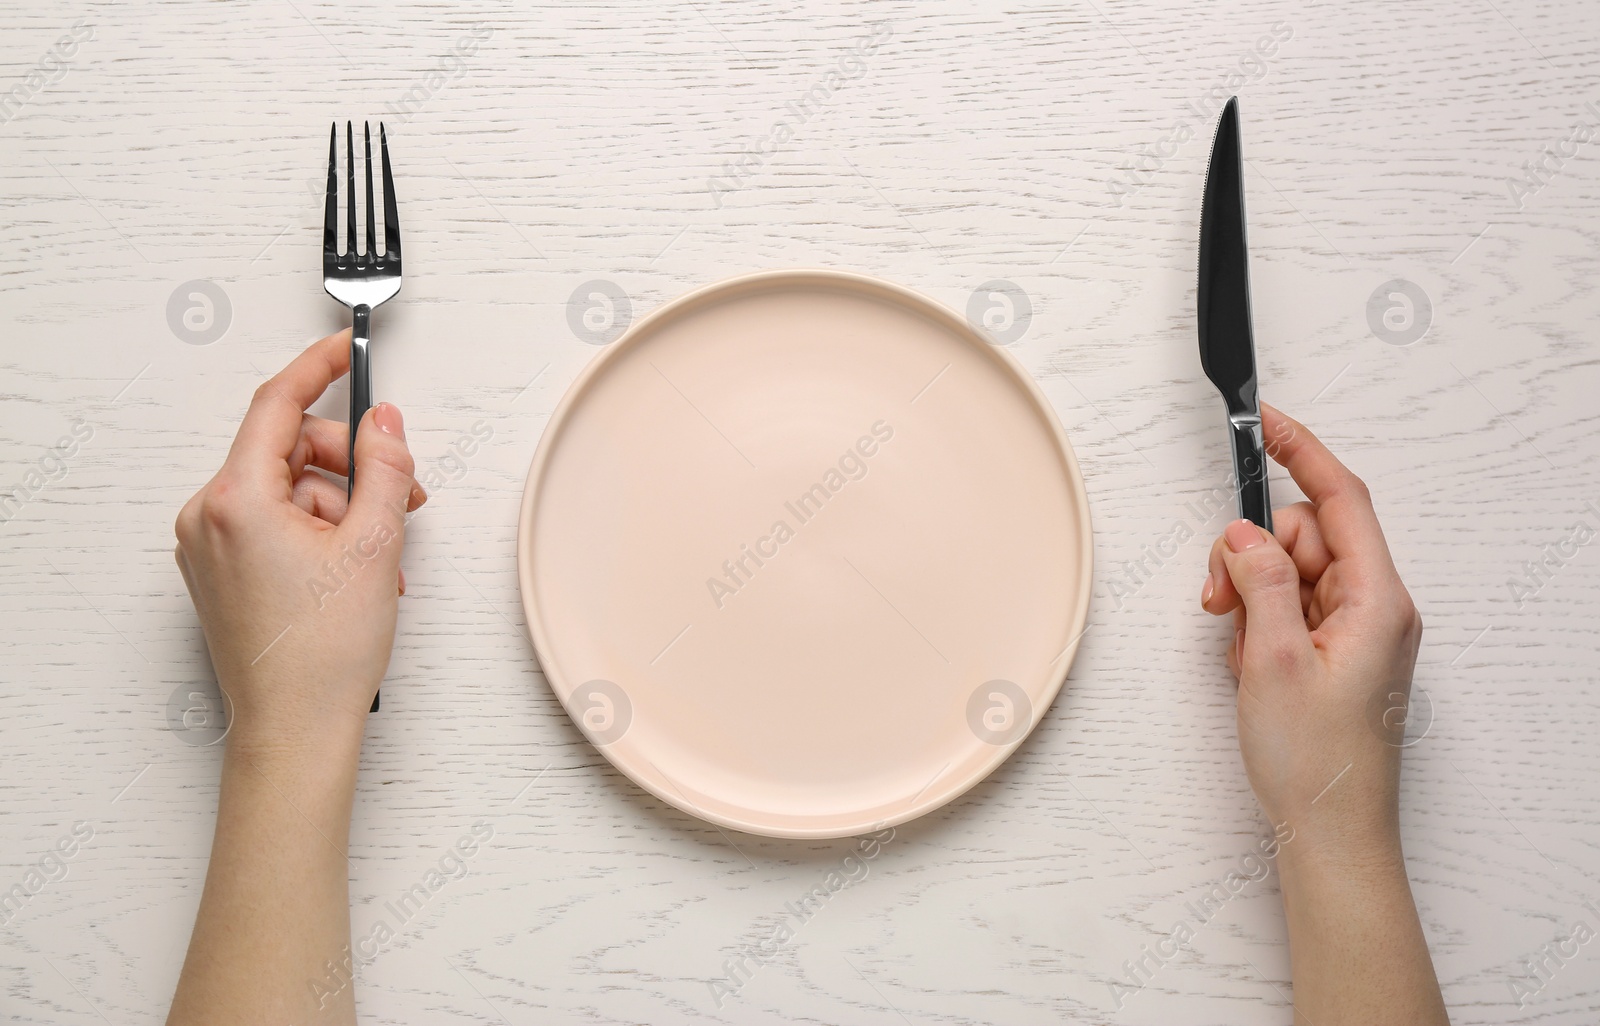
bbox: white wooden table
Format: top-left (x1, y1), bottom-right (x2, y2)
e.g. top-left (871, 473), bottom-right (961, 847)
top-left (4, 1), bottom-right (1599, 1023)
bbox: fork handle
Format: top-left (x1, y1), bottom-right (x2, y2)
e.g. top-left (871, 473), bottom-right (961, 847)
top-left (347, 304), bottom-right (372, 499)
top-left (346, 305), bottom-right (381, 713)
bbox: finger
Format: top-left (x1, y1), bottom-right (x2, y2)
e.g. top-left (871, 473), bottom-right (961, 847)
top-left (340, 403), bottom-right (414, 574)
top-left (286, 416), bottom-right (428, 513)
top-left (1202, 501), bottom-right (1331, 616)
top-left (1273, 501), bottom-right (1334, 585)
top-left (1261, 404), bottom-right (1393, 566)
top-left (1218, 519), bottom-right (1315, 676)
top-left (1203, 532), bottom-right (1243, 615)
top-left (1226, 604), bottom-right (1246, 678)
top-left (228, 329), bottom-right (352, 475)
top-left (287, 415), bottom-right (351, 480)
top-left (291, 471), bottom-right (349, 525)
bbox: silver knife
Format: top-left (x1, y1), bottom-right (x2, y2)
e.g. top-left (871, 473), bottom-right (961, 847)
top-left (1198, 96), bottom-right (1272, 532)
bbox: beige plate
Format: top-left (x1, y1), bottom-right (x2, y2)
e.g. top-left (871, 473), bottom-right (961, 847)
top-left (517, 269), bottom-right (1092, 839)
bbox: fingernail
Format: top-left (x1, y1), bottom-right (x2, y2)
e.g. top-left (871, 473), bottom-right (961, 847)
top-left (1225, 519), bottom-right (1261, 553)
top-left (409, 484), bottom-right (428, 509)
top-left (1201, 574), bottom-right (1214, 605)
top-left (373, 402), bottom-right (404, 438)
top-left (398, 568), bottom-right (406, 596)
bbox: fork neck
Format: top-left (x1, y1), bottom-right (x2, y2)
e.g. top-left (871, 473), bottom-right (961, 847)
top-left (348, 303), bottom-right (374, 502)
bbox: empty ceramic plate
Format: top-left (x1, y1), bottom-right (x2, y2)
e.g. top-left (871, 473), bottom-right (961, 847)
top-left (517, 269), bottom-right (1092, 838)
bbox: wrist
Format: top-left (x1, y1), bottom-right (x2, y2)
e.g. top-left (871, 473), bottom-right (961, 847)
top-left (1277, 818), bottom-right (1406, 889)
top-left (217, 672), bottom-right (370, 760)
top-left (218, 724), bottom-right (363, 840)
top-left (221, 696), bottom-right (367, 779)
top-left (1262, 751), bottom-right (1406, 881)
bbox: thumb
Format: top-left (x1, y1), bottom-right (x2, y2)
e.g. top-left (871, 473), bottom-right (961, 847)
top-left (340, 402), bottom-right (414, 571)
top-left (1218, 519), bottom-right (1314, 674)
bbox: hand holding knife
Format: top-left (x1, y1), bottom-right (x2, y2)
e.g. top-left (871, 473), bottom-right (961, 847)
top-left (1198, 96), bottom-right (1272, 533)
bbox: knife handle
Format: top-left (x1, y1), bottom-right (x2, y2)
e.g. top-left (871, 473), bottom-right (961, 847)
top-left (1228, 414), bottom-right (1273, 533)
top-left (346, 306), bottom-right (381, 715)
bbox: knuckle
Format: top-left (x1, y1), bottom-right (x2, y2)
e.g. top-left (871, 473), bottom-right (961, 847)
top-left (1342, 472), bottom-right (1372, 504)
top-left (1248, 553), bottom-right (1301, 593)
top-left (365, 437), bottom-right (416, 480)
top-left (1396, 591), bottom-right (1424, 644)
top-left (197, 480), bottom-right (242, 531)
top-left (174, 497), bottom-right (200, 543)
top-left (1263, 636), bottom-right (1305, 672)
top-left (251, 379), bottom-right (279, 407)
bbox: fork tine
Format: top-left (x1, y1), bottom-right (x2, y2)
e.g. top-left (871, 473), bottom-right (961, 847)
top-left (345, 121), bottom-right (357, 259)
top-left (323, 122), bottom-right (338, 263)
top-left (363, 122), bottom-right (376, 261)
top-left (380, 123), bottom-right (400, 261)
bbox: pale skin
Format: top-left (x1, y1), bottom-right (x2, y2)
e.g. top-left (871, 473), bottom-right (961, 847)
top-left (168, 329), bottom-right (424, 1026)
top-left (1201, 402), bottom-right (1449, 1025)
top-left (168, 338), bottom-right (1448, 1023)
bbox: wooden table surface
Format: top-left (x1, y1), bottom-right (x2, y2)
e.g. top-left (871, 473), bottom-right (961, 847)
top-left (3, 1), bottom-right (1598, 1023)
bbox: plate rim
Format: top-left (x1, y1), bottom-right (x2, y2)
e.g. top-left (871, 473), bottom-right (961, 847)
top-left (516, 267), bottom-right (1094, 839)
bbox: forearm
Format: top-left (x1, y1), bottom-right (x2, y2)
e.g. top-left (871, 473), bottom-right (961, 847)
top-left (168, 723), bottom-right (364, 1026)
top-left (1277, 838), bottom-right (1449, 1026)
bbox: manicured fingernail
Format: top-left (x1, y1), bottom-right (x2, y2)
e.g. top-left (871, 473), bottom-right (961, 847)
top-left (409, 484), bottom-right (427, 509)
top-left (1201, 574), bottom-right (1214, 605)
top-left (373, 402), bottom-right (403, 438)
top-left (398, 568), bottom-right (406, 596)
top-left (1225, 519), bottom-right (1261, 553)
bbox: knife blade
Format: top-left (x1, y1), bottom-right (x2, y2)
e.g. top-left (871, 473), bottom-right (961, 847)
top-left (1198, 95), bottom-right (1272, 532)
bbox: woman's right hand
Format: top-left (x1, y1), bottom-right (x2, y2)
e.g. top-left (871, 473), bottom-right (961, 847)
top-left (174, 329), bottom-right (425, 748)
top-left (1199, 403), bottom-right (1424, 860)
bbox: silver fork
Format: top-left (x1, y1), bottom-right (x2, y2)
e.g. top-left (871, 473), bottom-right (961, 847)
top-left (324, 120), bottom-right (401, 498)
top-left (323, 120), bottom-right (401, 713)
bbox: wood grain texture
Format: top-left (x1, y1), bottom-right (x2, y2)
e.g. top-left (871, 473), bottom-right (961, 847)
top-left (3, 0), bottom-right (1599, 1022)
